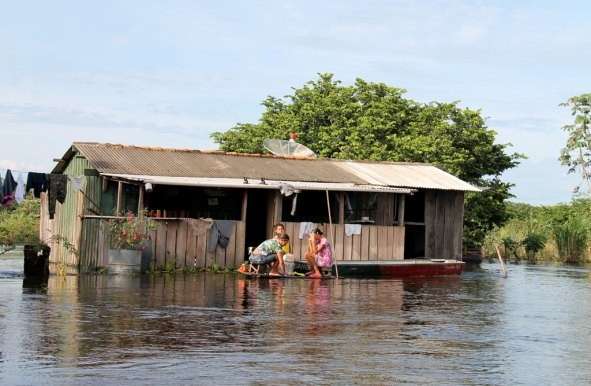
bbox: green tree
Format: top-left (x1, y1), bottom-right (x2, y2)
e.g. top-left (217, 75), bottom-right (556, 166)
top-left (0, 198), bottom-right (41, 246)
top-left (212, 73), bottom-right (521, 247)
top-left (560, 94), bottom-right (591, 194)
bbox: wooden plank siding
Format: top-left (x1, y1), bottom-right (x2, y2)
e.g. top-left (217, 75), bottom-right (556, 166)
top-left (78, 218), bottom-right (246, 271)
top-left (48, 155), bottom-right (98, 274)
top-left (281, 222), bottom-right (404, 261)
top-left (424, 190), bottom-right (464, 260)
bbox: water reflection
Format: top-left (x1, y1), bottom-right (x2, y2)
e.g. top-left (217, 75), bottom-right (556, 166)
top-left (2, 262), bottom-right (591, 385)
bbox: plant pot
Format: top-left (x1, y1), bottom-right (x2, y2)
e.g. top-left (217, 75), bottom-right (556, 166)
top-left (108, 249), bottom-right (142, 274)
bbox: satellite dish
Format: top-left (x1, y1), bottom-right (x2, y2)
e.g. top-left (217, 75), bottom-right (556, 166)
top-left (263, 139), bottom-right (317, 158)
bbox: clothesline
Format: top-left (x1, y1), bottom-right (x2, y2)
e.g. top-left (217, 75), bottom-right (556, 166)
top-left (0, 168), bottom-right (49, 175)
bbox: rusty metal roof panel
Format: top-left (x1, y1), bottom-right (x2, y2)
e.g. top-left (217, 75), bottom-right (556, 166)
top-left (69, 142), bottom-right (479, 191)
top-left (73, 142), bottom-right (366, 184)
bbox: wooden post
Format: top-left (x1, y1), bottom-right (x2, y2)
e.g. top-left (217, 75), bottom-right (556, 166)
top-left (326, 190), bottom-right (338, 279)
top-left (116, 181), bottom-right (123, 216)
top-left (72, 190), bottom-right (85, 270)
top-left (495, 244), bottom-right (508, 278)
top-left (397, 194), bottom-right (406, 226)
top-left (241, 190), bottom-right (248, 222)
top-left (338, 192), bottom-right (345, 224)
top-left (138, 185), bottom-right (144, 218)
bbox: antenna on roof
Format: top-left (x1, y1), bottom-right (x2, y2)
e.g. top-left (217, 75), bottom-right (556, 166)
top-left (263, 132), bottom-right (316, 159)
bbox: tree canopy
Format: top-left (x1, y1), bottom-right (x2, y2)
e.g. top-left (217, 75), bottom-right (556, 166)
top-left (560, 93), bottom-right (591, 194)
top-left (212, 73), bottom-right (521, 247)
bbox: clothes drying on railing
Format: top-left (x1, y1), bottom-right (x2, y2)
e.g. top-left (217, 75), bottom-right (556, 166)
top-left (207, 220), bottom-right (236, 252)
top-left (48, 174), bottom-right (68, 219)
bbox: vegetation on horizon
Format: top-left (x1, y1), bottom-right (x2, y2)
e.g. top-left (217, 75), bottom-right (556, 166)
top-left (484, 199), bottom-right (591, 263)
top-left (0, 198), bottom-right (41, 247)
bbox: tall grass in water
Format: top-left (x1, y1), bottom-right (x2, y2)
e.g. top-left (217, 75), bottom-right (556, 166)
top-left (552, 217), bottom-right (590, 263)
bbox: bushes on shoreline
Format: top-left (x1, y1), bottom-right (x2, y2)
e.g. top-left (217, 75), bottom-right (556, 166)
top-left (0, 198), bottom-right (40, 247)
top-left (483, 199), bottom-right (591, 263)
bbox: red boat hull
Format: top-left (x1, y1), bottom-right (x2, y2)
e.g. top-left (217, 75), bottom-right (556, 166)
top-left (335, 260), bottom-right (464, 277)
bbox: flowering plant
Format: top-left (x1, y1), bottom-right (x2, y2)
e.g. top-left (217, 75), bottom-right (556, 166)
top-left (108, 211), bottom-right (156, 250)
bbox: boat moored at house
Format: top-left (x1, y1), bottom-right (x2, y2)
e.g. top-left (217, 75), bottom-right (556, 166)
top-left (42, 142), bottom-right (479, 276)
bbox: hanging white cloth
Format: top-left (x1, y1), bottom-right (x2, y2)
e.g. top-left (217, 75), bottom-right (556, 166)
top-left (345, 224), bottom-right (362, 236)
top-left (14, 172), bottom-right (27, 203)
top-left (299, 222), bottom-right (315, 239)
top-left (70, 176), bottom-right (86, 191)
top-left (279, 183), bottom-right (301, 216)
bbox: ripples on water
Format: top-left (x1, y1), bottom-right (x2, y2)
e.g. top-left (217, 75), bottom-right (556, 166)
top-left (1, 255), bottom-right (591, 385)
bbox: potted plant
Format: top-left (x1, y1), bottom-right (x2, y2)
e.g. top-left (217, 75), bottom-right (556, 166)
top-left (107, 211), bottom-right (155, 274)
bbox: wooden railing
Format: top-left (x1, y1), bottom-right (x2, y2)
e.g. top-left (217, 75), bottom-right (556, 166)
top-left (79, 217), bottom-right (246, 271)
top-left (282, 222), bottom-right (404, 261)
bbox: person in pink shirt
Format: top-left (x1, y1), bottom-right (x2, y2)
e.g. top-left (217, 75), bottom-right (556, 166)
top-left (305, 228), bottom-right (333, 278)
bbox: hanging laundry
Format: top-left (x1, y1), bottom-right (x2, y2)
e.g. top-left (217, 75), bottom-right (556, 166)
top-left (1, 193), bottom-right (15, 207)
top-left (1, 170), bottom-right (17, 207)
top-left (70, 176), bottom-right (86, 192)
top-left (2, 170), bottom-right (17, 197)
top-left (14, 172), bottom-right (27, 203)
top-left (26, 172), bottom-right (49, 198)
top-left (207, 220), bottom-right (236, 252)
top-left (48, 174), bottom-right (68, 219)
top-left (299, 222), bottom-right (315, 239)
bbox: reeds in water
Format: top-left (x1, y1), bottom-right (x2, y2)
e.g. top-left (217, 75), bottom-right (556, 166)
top-left (552, 217), bottom-right (589, 263)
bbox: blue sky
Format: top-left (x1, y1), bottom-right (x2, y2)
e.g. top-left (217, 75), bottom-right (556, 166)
top-left (0, 0), bottom-right (588, 204)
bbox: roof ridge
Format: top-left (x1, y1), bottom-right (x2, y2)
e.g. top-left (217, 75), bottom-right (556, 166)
top-left (72, 142), bottom-right (433, 165)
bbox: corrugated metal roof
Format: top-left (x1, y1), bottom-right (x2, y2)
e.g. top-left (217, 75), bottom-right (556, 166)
top-left (102, 174), bottom-right (414, 194)
top-left (338, 162), bottom-right (480, 192)
top-left (56, 142), bottom-right (479, 192)
top-left (69, 142), bottom-right (365, 184)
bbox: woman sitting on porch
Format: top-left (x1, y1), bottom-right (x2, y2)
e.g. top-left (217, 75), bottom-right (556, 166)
top-left (305, 228), bottom-right (333, 278)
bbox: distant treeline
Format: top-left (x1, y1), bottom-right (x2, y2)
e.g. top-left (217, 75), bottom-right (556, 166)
top-left (483, 199), bottom-right (591, 263)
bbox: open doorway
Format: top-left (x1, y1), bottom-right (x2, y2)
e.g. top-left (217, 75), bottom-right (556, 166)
top-left (404, 191), bottom-right (426, 259)
top-left (244, 189), bottom-right (270, 260)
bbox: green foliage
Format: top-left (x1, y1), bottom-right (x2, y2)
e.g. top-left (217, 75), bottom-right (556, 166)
top-left (463, 178), bottom-right (513, 248)
top-left (52, 234), bottom-right (79, 257)
top-left (522, 232), bottom-right (547, 260)
top-left (108, 211), bottom-right (156, 250)
top-left (162, 262), bottom-right (176, 273)
top-left (484, 199), bottom-right (591, 263)
top-left (501, 236), bottom-right (520, 259)
top-left (560, 94), bottom-right (591, 194)
top-left (552, 217), bottom-right (589, 263)
top-left (0, 198), bottom-right (41, 246)
top-left (212, 74), bottom-right (521, 247)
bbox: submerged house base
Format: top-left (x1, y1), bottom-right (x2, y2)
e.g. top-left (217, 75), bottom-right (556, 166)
top-left (42, 143), bottom-right (479, 276)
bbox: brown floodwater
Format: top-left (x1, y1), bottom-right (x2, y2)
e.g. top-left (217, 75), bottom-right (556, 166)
top-left (1, 253), bottom-right (591, 385)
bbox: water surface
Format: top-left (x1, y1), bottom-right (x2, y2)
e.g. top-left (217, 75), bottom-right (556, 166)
top-left (1, 254), bottom-right (591, 385)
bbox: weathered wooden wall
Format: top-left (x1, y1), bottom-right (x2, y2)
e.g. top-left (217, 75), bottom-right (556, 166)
top-left (79, 218), bottom-right (246, 271)
top-left (282, 222), bottom-right (404, 261)
top-left (424, 190), bottom-right (464, 260)
top-left (46, 156), bottom-right (101, 274)
top-left (375, 193), bottom-right (396, 225)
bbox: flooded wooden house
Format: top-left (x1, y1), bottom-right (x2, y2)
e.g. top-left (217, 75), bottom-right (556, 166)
top-left (42, 142), bottom-right (479, 275)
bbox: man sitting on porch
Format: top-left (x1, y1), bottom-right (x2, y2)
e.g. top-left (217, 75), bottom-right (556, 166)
top-left (249, 233), bottom-right (290, 276)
